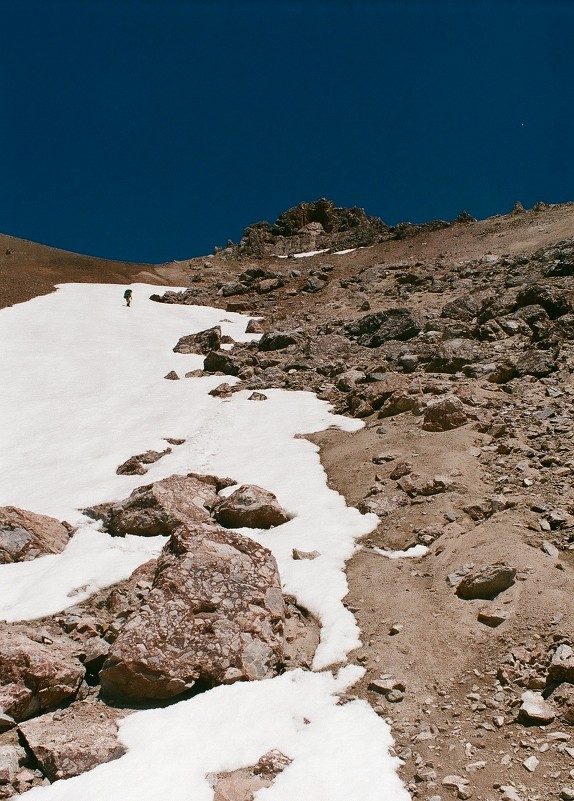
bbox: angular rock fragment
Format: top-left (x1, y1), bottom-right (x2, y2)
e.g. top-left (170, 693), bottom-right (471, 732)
top-left (344, 308), bottom-right (421, 347)
top-left (549, 644), bottom-right (574, 684)
top-left (100, 524), bottom-right (285, 701)
top-left (477, 606), bottom-right (508, 627)
top-left (173, 326), bottom-right (222, 355)
top-left (0, 632), bottom-right (84, 722)
top-left (518, 690), bottom-right (556, 724)
top-left (456, 563), bottom-right (516, 600)
top-left (203, 351), bottom-right (241, 376)
top-left (422, 395), bottom-right (468, 431)
top-left (0, 507), bottom-right (70, 564)
top-left (258, 331), bottom-right (299, 351)
top-left (213, 485), bottom-right (291, 529)
top-left (18, 703), bottom-right (126, 782)
top-left (209, 750), bottom-right (292, 801)
top-left (116, 447), bottom-right (172, 476)
top-left (87, 473), bottom-right (234, 537)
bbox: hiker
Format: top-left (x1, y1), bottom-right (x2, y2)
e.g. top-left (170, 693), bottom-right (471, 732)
top-left (124, 289), bottom-right (132, 307)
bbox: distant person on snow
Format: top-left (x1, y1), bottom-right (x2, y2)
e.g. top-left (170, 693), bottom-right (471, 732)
top-left (124, 289), bottom-right (132, 307)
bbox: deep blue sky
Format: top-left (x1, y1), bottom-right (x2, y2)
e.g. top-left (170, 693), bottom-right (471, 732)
top-left (1, 0), bottom-right (572, 263)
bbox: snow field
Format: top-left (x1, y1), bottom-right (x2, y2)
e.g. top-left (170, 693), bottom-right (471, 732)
top-left (0, 283), bottom-right (409, 799)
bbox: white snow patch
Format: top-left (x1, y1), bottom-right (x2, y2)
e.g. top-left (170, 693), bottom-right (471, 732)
top-left (19, 666), bottom-right (410, 801)
top-left (369, 544), bottom-right (429, 560)
top-left (0, 527), bottom-right (165, 621)
top-left (1, 283), bottom-right (410, 801)
top-left (0, 283), bottom-right (377, 665)
top-left (292, 249), bottom-right (330, 258)
top-left (332, 248), bottom-right (356, 255)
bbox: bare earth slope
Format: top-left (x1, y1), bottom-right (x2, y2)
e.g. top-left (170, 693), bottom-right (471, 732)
top-left (0, 234), bottom-right (187, 309)
top-left (2, 201), bottom-right (574, 800)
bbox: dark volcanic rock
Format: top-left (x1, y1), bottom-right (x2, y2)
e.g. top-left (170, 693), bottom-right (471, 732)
top-left (203, 350), bottom-right (241, 376)
top-left (344, 308), bottom-right (422, 347)
top-left (100, 524), bottom-right (285, 701)
top-left (236, 199), bottom-right (389, 258)
top-left (425, 339), bottom-right (480, 374)
top-left (173, 326), bottom-right (222, 355)
top-left (441, 294), bottom-right (484, 321)
top-left (515, 284), bottom-right (573, 319)
top-left (258, 331), bottom-right (300, 352)
top-left (515, 349), bottom-right (557, 377)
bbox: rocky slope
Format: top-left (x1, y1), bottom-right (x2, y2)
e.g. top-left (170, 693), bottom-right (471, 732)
top-left (1, 200), bottom-right (574, 801)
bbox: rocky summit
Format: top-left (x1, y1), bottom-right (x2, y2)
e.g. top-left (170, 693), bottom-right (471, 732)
top-left (1, 199), bottom-right (574, 799)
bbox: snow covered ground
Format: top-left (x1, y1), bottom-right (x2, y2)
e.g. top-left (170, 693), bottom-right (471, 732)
top-left (0, 284), bottom-right (410, 800)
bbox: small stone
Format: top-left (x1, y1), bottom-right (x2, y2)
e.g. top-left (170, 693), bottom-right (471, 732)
top-left (560, 789), bottom-right (574, 801)
top-left (519, 691), bottom-right (556, 724)
top-left (164, 370), bottom-right (180, 380)
top-left (500, 787), bottom-right (522, 801)
top-left (372, 453), bottom-right (396, 464)
top-left (465, 761), bottom-right (486, 772)
top-left (542, 541), bottom-right (559, 557)
top-left (0, 713), bottom-right (16, 733)
top-left (478, 607), bottom-right (508, 627)
top-left (291, 549), bottom-right (320, 560)
top-left (389, 623), bottom-right (403, 635)
top-left (522, 755), bottom-right (539, 772)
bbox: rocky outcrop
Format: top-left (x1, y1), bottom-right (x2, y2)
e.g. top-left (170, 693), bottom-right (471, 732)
top-left (0, 632), bottom-right (84, 722)
top-left (212, 485), bottom-right (291, 529)
top-left (173, 326), bottom-right (222, 355)
top-left (18, 702), bottom-right (126, 782)
top-left (235, 199), bottom-right (389, 257)
top-left (0, 507), bottom-right (71, 564)
top-left (99, 523), bottom-right (285, 701)
top-left (85, 473), bottom-right (235, 537)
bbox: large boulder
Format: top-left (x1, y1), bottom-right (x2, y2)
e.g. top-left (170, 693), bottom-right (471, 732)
top-left (455, 563), bottom-right (516, 600)
top-left (359, 374), bottom-right (411, 410)
top-left (18, 703), bottom-right (126, 782)
top-left (173, 326), bottom-right (222, 355)
top-left (258, 331), bottom-right (300, 352)
top-left (422, 395), bottom-right (468, 431)
top-left (441, 294), bottom-right (484, 322)
top-left (0, 507), bottom-right (70, 564)
top-left (425, 339), bottom-right (480, 374)
top-left (203, 351), bottom-right (241, 376)
top-left (344, 308), bottom-right (421, 347)
top-left (99, 524), bottom-right (285, 702)
top-left (0, 632), bottom-right (84, 722)
top-left (86, 473), bottom-right (235, 537)
top-left (515, 284), bottom-right (572, 319)
top-left (514, 349), bottom-right (557, 378)
top-left (213, 485), bottom-right (291, 529)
